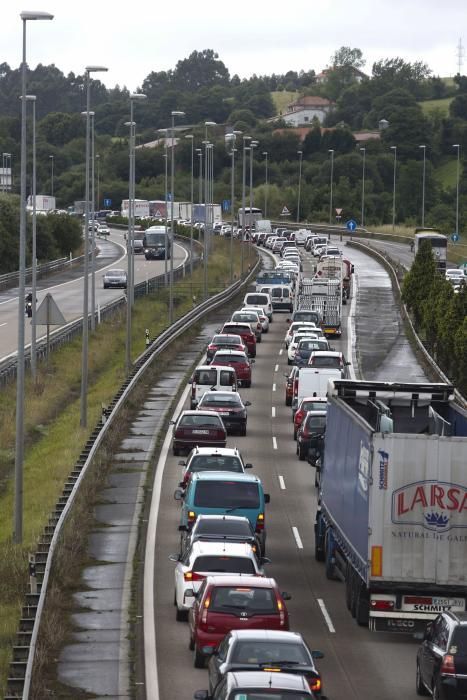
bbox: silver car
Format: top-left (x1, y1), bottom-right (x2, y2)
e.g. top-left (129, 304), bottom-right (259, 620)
top-left (103, 268), bottom-right (127, 289)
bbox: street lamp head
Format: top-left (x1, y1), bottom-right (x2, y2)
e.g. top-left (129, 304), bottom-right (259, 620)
top-left (81, 110), bottom-right (95, 116)
top-left (360, 147), bottom-right (366, 152)
top-left (205, 121), bottom-right (216, 126)
top-left (262, 151), bottom-right (268, 156)
top-left (49, 154), bottom-right (54, 159)
top-left (390, 145), bottom-right (397, 150)
top-left (124, 121), bottom-right (135, 127)
top-left (243, 135), bottom-right (251, 142)
top-left (328, 149), bottom-right (334, 153)
top-left (20, 11), bottom-right (54, 20)
top-left (171, 110), bottom-right (185, 117)
top-left (185, 134), bottom-right (194, 140)
top-left (233, 130), bottom-right (243, 136)
top-left (196, 148), bottom-right (202, 154)
top-left (130, 93), bottom-right (147, 101)
top-left (453, 144), bottom-right (460, 148)
top-left (21, 94), bottom-right (36, 101)
top-left (297, 150), bottom-right (303, 156)
top-left (85, 65), bottom-right (108, 74)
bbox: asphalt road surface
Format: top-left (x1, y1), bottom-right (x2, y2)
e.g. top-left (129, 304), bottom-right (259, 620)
top-left (150, 243), bottom-right (421, 700)
top-left (0, 229), bottom-right (188, 361)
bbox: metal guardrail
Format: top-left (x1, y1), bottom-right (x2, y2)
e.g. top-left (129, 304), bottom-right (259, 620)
top-left (5, 250), bottom-right (260, 699)
top-left (347, 239), bottom-right (467, 410)
top-left (0, 238), bottom-right (200, 386)
top-left (0, 253), bottom-right (95, 292)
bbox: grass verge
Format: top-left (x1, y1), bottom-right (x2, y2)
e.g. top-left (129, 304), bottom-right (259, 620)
top-left (0, 236), bottom-right (250, 695)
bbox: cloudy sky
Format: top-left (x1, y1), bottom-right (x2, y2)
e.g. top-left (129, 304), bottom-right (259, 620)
top-left (2, 0), bottom-right (465, 89)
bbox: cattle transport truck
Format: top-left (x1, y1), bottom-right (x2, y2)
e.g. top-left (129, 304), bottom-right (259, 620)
top-left (314, 380), bottom-right (467, 634)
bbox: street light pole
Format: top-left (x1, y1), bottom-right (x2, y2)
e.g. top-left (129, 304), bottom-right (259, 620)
top-left (360, 147), bottom-right (366, 227)
top-left (297, 150), bottom-right (303, 224)
top-left (80, 65), bottom-right (107, 429)
top-left (225, 131), bottom-right (241, 282)
top-left (49, 154), bottom-right (54, 197)
top-left (419, 144), bottom-right (426, 228)
top-left (26, 95), bottom-right (38, 381)
top-left (185, 134), bottom-right (194, 279)
top-left (453, 144), bottom-right (460, 235)
top-left (90, 111), bottom-right (96, 331)
top-left (128, 94), bottom-right (147, 312)
top-left (96, 153), bottom-right (100, 211)
top-left (241, 136), bottom-right (251, 278)
top-left (262, 151), bottom-right (268, 218)
top-left (169, 110), bottom-right (185, 324)
top-left (15, 10), bottom-right (54, 544)
top-left (328, 149), bottom-right (334, 225)
top-left (390, 145), bottom-right (397, 231)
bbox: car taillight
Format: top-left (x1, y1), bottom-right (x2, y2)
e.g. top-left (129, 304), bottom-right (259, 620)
top-left (295, 410), bottom-right (304, 425)
top-left (293, 379), bottom-right (299, 397)
top-left (276, 598), bottom-right (286, 626)
top-left (184, 571), bottom-right (205, 582)
top-left (188, 511), bottom-right (196, 525)
top-left (201, 595), bottom-right (211, 624)
top-left (191, 383), bottom-right (196, 398)
top-left (307, 676), bottom-right (322, 693)
top-left (256, 513), bottom-right (265, 532)
top-left (440, 654), bottom-right (456, 676)
top-left (257, 323), bottom-right (261, 331)
top-left (370, 599), bottom-right (394, 611)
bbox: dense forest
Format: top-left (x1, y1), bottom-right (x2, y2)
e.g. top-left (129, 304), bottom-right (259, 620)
top-left (0, 46), bottom-right (466, 241)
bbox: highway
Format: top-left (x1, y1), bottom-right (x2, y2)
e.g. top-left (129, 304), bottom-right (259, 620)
top-left (0, 228), bottom-right (188, 361)
top-left (148, 242), bottom-right (421, 700)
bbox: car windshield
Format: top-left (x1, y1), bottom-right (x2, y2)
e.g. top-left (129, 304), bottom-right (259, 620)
top-left (194, 519), bottom-right (252, 537)
top-left (193, 556), bottom-right (256, 574)
top-left (194, 482), bottom-right (260, 508)
top-left (299, 341), bottom-right (326, 352)
top-left (305, 416), bottom-right (327, 430)
top-left (294, 312), bottom-right (320, 324)
top-left (231, 694), bottom-right (310, 699)
top-left (225, 325), bottom-right (251, 335)
top-left (302, 401), bottom-right (328, 413)
top-left (214, 335), bottom-right (242, 345)
top-left (200, 394), bottom-right (241, 406)
top-left (143, 231), bottom-right (167, 246)
top-left (233, 314), bottom-right (257, 322)
top-left (179, 415), bottom-right (221, 428)
top-left (230, 640), bottom-right (310, 665)
top-left (246, 296), bottom-right (268, 305)
top-left (213, 354), bottom-right (245, 364)
top-left (311, 356), bottom-right (341, 368)
top-left (194, 369), bottom-right (218, 385)
top-left (188, 456), bottom-right (243, 473)
top-left (209, 586), bottom-right (276, 613)
top-left (107, 269), bottom-right (124, 276)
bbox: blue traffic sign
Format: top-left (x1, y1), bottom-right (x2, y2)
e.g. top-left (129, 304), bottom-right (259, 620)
top-left (451, 232), bottom-right (459, 243)
top-left (222, 199), bottom-right (231, 212)
top-left (104, 198), bottom-right (112, 207)
top-left (346, 219), bottom-right (357, 232)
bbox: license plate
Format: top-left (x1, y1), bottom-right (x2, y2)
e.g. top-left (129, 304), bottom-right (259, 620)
top-left (192, 429), bottom-right (209, 435)
top-left (403, 596), bottom-right (465, 613)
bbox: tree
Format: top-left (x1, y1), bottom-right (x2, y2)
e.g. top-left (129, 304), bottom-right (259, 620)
top-left (371, 58), bottom-right (432, 99)
top-left (173, 49), bottom-right (230, 92)
top-left (401, 241), bottom-right (437, 326)
top-left (450, 94), bottom-right (467, 120)
top-left (331, 46), bottom-right (365, 70)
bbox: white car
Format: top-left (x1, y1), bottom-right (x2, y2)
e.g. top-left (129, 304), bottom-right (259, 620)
top-left (284, 322), bottom-right (321, 348)
top-left (288, 332), bottom-right (322, 364)
top-left (241, 306), bottom-right (270, 332)
top-left (446, 268), bottom-right (464, 283)
top-left (170, 540), bottom-right (265, 620)
top-left (96, 223), bottom-right (110, 236)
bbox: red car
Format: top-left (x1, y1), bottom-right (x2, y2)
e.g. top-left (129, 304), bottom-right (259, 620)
top-left (188, 575), bottom-right (291, 668)
top-left (284, 366), bottom-right (299, 407)
top-left (221, 322), bottom-right (256, 358)
top-left (171, 410), bottom-right (227, 456)
top-left (206, 334), bottom-right (247, 364)
top-left (211, 349), bottom-right (254, 387)
top-left (293, 396), bottom-right (328, 439)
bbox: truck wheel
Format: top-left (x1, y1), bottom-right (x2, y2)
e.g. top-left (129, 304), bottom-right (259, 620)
top-left (176, 606), bottom-right (188, 622)
top-left (355, 584), bottom-right (369, 626)
top-left (298, 444), bottom-right (306, 461)
top-left (416, 661), bottom-right (429, 696)
top-left (324, 530), bottom-right (338, 580)
top-left (285, 396), bottom-right (292, 407)
top-left (193, 646), bottom-right (205, 669)
top-left (314, 531), bottom-right (325, 562)
top-left (345, 571), bottom-right (352, 611)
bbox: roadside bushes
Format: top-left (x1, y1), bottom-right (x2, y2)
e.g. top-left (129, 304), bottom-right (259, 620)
top-left (402, 241), bottom-right (467, 395)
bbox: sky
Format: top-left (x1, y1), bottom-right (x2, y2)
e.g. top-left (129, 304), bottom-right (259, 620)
top-left (2, 0), bottom-right (465, 90)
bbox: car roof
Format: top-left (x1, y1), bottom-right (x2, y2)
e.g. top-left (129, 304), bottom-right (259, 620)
top-left (310, 351), bottom-right (342, 357)
top-left (195, 514), bottom-right (251, 523)
top-left (212, 334), bottom-right (243, 341)
top-left (187, 447), bottom-right (241, 457)
top-left (180, 410), bottom-right (222, 417)
top-left (300, 396), bottom-right (328, 402)
top-left (212, 350), bottom-right (247, 357)
top-left (205, 574), bottom-right (277, 587)
top-left (227, 671), bottom-right (310, 691)
top-left (191, 471), bottom-right (261, 483)
top-left (229, 629), bottom-right (304, 643)
top-left (188, 540), bottom-right (255, 557)
top-left (200, 391), bottom-right (242, 399)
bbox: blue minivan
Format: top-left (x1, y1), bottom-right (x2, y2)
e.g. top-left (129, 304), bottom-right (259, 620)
top-left (175, 472), bottom-right (270, 553)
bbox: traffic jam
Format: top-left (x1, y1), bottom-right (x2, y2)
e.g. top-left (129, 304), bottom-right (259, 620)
top-left (163, 228), bottom-right (467, 700)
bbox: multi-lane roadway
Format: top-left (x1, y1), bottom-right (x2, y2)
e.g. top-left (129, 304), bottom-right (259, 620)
top-left (147, 242), bottom-right (422, 700)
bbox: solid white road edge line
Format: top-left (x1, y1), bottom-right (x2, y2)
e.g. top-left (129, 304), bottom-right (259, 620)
top-left (317, 598), bottom-right (336, 633)
top-left (144, 382), bottom-right (191, 700)
top-left (272, 436), bottom-right (278, 450)
top-left (272, 383), bottom-right (276, 392)
top-left (347, 273), bottom-right (358, 380)
top-left (272, 406), bottom-right (276, 418)
top-left (278, 475), bottom-right (286, 490)
top-left (292, 526), bottom-right (303, 549)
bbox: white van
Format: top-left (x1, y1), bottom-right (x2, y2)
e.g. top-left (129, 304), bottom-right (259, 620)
top-left (269, 285), bottom-right (294, 312)
top-left (291, 367), bottom-right (341, 411)
top-left (190, 365), bottom-right (237, 409)
top-left (243, 292), bottom-right (273, 320)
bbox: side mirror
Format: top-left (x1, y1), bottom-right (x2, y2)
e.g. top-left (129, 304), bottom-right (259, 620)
top-left (282, 591), bottom-right (292, 601)
top-left (168, 553), bottom-right (180, 562)
top-left (178, 524), bottom-right (188, 532)
top-left (193, 692), bottom-right (210, 700)
top-left (250, 359), bottom-right (255, 364)
top-left (244, 463), bottom-right (253, 469)
top-left (244, 401), bottom-right (251, 407)
top-left (173, 489), bottom-right (183, 501)
top-left (170, 420), bottom-right (176, 425)
top-left (178, 481), bottom-right (185, 488)
top-left (260, 556), bottom-right (271, 565)
top-left (311, 650), bottom-right (324, 660)
top-left (345, 361), bottom-right (351, 366)
top-left (201, 646), bottom-right (216, 656)
top-left (178, 460), bottom-right (186, 466)
top-left (264, 494), bottom-right (271, 504)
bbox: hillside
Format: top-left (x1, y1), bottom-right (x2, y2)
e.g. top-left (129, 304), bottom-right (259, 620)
top-left (419, 96), bottom-right (453, 116)
top-left (271, 90), bottom-right (299, 116)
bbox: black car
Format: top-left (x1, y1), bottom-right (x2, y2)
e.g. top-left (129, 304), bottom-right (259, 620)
top-left (416, 611), bottom-right (467, 699)
top-left (195, 670), bottom-right (316, 700)
top-left (296, 411), bottom-right (327, 461)
top-left (197, 391), bottom-right (250, 436)
top-left (207, 630), bottom-right (323, 696)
